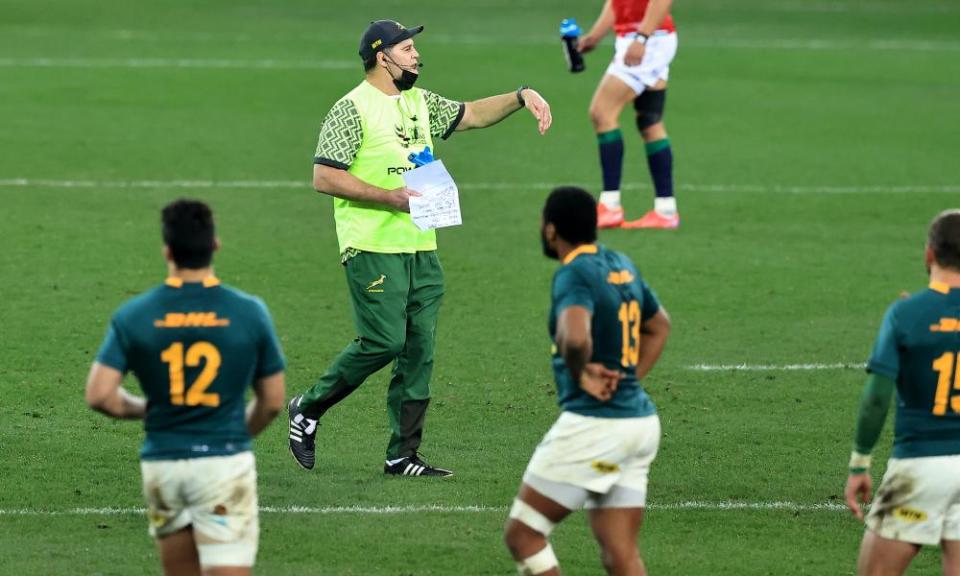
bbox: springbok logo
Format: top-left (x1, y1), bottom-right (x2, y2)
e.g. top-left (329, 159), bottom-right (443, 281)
top-left (367, 274), bottom-right (386, 293)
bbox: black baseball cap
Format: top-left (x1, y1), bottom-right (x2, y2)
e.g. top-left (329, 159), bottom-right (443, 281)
top-left (359, 20), bottom-right (424, 61)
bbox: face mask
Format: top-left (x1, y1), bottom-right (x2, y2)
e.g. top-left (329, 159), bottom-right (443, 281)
top-left (392, 68), bottom-right (419, 91)
top-left (383, 51), bottom-right (420, 91)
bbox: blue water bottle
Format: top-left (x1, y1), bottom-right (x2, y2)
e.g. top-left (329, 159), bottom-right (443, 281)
top-left (408, 146), bottom-right (435, 168)
top-left (560, 18), bottom-right (585, 73)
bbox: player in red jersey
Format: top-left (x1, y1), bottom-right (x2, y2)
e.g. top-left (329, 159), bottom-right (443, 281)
top-left (579, 0), bottom-right (679, 230)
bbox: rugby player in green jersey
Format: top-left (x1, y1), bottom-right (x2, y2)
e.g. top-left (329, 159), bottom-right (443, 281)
top-left (85, 199), bottom-right (286, 576)
top-left (845, 210), bottom-right (960, 576)
top-left (504, 187), bottom-right (671, 575)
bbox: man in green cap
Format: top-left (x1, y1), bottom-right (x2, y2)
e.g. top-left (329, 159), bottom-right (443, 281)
top-left (289, 19), bottom-right (552, 477)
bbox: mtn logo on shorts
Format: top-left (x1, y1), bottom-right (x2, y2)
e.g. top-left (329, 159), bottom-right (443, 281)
top-left (607, 270), bottom-right (635, 285)
top-left (893, 507), bottom-right (927, 522)
top-left (591, 461), bottom-right (621, 474)
top-left (154, 312), bottom-right (231, 328)
top-left (930, 318), bottom-right (960, 332)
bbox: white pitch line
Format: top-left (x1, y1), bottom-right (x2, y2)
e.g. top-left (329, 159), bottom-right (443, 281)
top-left (0, 501), bottom-right (847, 517)
top-left (2, 178), bottom-right (959, 195)
top-left (686, 362), bottom-right (865, 372)
top-left (686, 38), bottom-right (960, 52)
top-left (0, 178), bottom-right (306, 190)
top-left (657, 501), bottom-right (848, 512)
top-left (0, 57), bottom-right (355, 70)
top-left (0, 39), bottom-right (955, 73)
top-left (2, 35), bottom-right (959, 56)
top-left (770, 1), bottom-right (959, 14)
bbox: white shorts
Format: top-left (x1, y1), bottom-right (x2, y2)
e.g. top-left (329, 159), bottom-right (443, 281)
top-left (141, 451), bottom-right (259, 567)
top-left (605, 31), bottom-right (678, 95)
top-left (866, 455), bottom-right (960, 546)
top-left (523, 411), bottom-right (660, 509)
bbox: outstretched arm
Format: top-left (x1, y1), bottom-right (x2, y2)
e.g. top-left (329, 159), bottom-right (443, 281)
top-left (457, 88), bottom-right (552, 135)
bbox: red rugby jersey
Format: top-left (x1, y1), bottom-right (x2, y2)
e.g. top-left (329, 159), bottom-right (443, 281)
top-left (612, 0), bottom-right (676, 35)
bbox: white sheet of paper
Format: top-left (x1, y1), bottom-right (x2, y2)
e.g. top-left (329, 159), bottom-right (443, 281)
top-left (402, 160), bottom-right (462, 232)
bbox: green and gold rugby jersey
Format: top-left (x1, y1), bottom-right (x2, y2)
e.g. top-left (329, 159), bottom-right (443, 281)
top-left (314, 81), bottom-right (464, 257)
top-left (868, 281), bottom-right (960, 458)
top-left (549, 244), bottom-right (660, 418)
top-left (96, 277), bottom-right (285, 461)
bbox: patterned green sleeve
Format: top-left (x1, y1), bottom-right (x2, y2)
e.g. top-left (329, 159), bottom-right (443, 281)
top-left (422, 90), bottom-right (465, 140)
top-left (314, 98), bottom-right (363, 169)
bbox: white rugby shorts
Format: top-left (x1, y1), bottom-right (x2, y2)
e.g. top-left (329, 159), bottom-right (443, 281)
top-left (605, 31), bottom-right (678, 95)
top-left (866, 454), bottom-right (960, 545)
top-left (141, 451), bottom-right (259, 567)
top-left (523, 411), bottom-right (660, 509)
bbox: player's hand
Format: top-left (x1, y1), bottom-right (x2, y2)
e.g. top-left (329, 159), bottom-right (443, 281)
top-left (844, 472), bottom-right (873, 521)
top-left (623, 40), bottom-right (646, 66)
top-left (386, 187), bottom-right (421, 213)
top-left (579, 363), bottom-right (622, 402)
top-left (578, 33), bottom-right (601, 54)
top-left (520, 88), bottom-right (552, 135)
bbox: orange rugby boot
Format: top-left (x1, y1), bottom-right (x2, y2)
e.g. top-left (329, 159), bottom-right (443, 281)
top-left (621, 210), bottom-right (680, 229)
top-left (597, 203), bottom-right (625, 229)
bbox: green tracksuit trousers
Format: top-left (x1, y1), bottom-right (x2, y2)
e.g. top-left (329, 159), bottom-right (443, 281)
top-left (299, 250), bottom-right (444, 460)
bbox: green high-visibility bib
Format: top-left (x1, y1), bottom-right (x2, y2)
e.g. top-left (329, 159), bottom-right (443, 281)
top-left (314, 80), bottom-right (464, 255)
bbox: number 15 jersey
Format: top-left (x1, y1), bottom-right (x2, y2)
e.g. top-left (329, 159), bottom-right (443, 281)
top-left (868, 282), bottom-right (960, 458)
top-left (549, 244), bottom-right (660, 419)
top-left (96, 277), bottom-right (286, 461)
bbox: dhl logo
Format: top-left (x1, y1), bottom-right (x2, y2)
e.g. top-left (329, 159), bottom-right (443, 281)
top-left (154, 312), bottom-right (231, 328)
top-left (930, 318), bottom-right (960, 332)
top-left (607, 270), bottom-right (635, 285)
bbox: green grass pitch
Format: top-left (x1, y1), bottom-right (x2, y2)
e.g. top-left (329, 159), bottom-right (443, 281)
top-left (1, 0), bottom-right (959, 573)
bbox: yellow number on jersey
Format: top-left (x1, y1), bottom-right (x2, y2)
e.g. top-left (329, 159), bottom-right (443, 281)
top-left (932, 351), bottom-right (960, 416)
top-left (160, 342), bottom-right (221, 407)
top-left (618, 301), bottom-right (641, 367)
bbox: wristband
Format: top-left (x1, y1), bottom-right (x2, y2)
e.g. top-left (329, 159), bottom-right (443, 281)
top-left (628, 32), bottom-right (649, 45)
top-left (849, 451), bottom-right (871, 474)
top-left (516, 85), bottom-right (529, 107)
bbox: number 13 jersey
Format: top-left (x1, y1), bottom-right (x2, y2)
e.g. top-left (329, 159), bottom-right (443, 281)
top-left (549, 245), bottom-right (660, 419)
